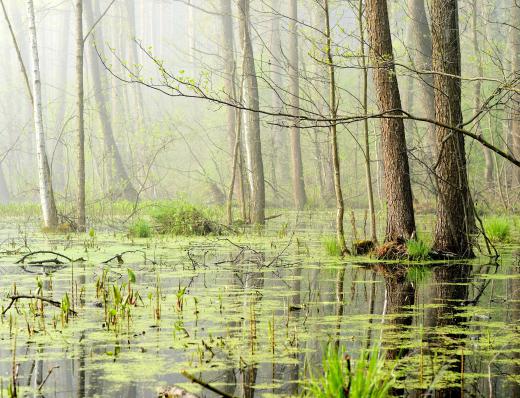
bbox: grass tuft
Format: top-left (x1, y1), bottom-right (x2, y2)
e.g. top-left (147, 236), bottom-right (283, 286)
top-left (484, 217), bottom-right (511, 243)
top-left (150, 200), bottom-right (219, 236)
top-left (129, 219), bottom-right (152, 238)
top-left (304, 344), bottom-right (393, 398)
top-left (322, 236), bottom-right (341, 257)
top-left (406, 239), bottom-right (430, 260)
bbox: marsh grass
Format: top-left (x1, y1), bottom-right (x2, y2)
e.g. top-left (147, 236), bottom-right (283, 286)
top-left (322, 236), bottom-right (341, 257)
top-left (150, 200), bottom-right (220, 236)
top-left (406, 239), bottom-right (431, 260)
top-left (304, 344), bottom-right (394, 398)
top-left (129, 219), bottom-right (152, 238)
top-left (484, 217), bottom-right (511, 242)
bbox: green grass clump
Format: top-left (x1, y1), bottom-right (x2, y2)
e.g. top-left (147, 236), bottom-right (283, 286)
top-left (406, 239), bottom-right (430, 260)
top-left (129, 219), bottom-right (152, 238)
top-left (484, 217), bottom-right (511, 242)
top-left (150, 200), bottom-right (219, 236)
top-left (304, 345), bottom-right (393, 398)
top-left (322, 236), bottom-right (341, 257)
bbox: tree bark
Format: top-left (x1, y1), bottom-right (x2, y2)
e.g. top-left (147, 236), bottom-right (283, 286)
top-left (407, 0), bottom-right (436, 155)
top-left (238, 0), bottom-right (265, 224)
top-left (84, 0), bottom-right (138, 201)
top-left (511, 2), bottom-right (520, 187)
top-left (288, 0), bottom-right (307, 210)
top-left (471, 0), bottom-right (494, 189)
top-left (431, 0), bottom-right (476, 257)
top-left (358, 0), bottom-right (378, 243)
top-left (324, 0), bottom-right (349, 255)
top-left (27, 0), bottom-right (58, 229)
top-left (75, 0), bottom-right (86, 231)
top-left (366, 0), bottom-right (416, 242)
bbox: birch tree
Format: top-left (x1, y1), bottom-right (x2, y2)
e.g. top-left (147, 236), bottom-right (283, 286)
top-left (27, 0), bottom-right (58, 228)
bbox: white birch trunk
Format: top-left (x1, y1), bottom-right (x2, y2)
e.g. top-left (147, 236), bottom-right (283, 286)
top-left (27, 0), bottom-right (58, 228)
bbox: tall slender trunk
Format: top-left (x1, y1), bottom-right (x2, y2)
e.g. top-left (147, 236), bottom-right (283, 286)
top-left (75, 0), bottom-right (86, 231)
top-left (366, 0), bottom-right (416, 242)
top-left (511, 2), bottom-right (520, 187)
top-left (27, 0), bottom-right (58, 229)
top-left (431, 0), bottom-right (476, 257)
top-left (52, 9), bottom-right (71, 192)
top-left (0, 164), bottom-right (9, 204)
top-left (288, 0), bottom-right (307, 210)
top-left (471, 0), bottom-right (494, 189)
top-left (408, 0), bottom-right (435, 155)
top-left (358, 0), bottom-right (377, 243)
top-left (324, 0), bottom-right (349, 255)
top-left (84, 0), bottom-right (138, 201)
top-left (269, 0), bottom-right (284, 194)
top-left (238, 0), bottom-right (265, 224)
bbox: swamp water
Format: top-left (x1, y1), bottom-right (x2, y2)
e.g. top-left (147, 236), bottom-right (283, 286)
top-left (0, 212), bottom-right (519, 397)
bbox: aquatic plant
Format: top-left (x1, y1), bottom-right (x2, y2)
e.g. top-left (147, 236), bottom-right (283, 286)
top-left (150, 201), bottom-right (220, 236)
top-left (406, 239), bottom-right (430, 260)
top-left (322, 236), bottom-right (342, 257)
top-left (406, 265), bottom-right (432, 285)
top-left (484, 217), bottom-right (511, 242)
top-left (128, 219), bottom-right (152, 238)
top-left (304, 344), bottom-right (394, 398)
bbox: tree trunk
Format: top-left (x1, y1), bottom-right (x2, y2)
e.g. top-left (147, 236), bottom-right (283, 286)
top-left (324, 0), bottom-right (349, 255)
top-left (269, 0), bottom-right (285, 195)
top-left (511, 2), bottom-right (520, 187)
top-left (84, 0), bottom-right (138, 201)
top-left (366, 0), bottom-right (416, 242)
top-left (408, 0), bottom-right (436, 155)
top-left (75, 0), bottom-right (86, 231)
top-left (0, 164), bottom-right (9, 204)
top-left (288, 0), bottom-right (307, 210)
top-left (27, 0), bottom-right (58, 229)
top-left (238, 0), bottom-right (265, 224)
top-left (358, 0), bottom-right (378, 243)
top-left (431, 0), bottom-right (476, 257)
top-left (471, 0), bottom-right (494, 190)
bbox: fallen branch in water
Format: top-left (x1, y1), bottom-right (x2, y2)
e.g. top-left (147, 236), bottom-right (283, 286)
top-left (101, 250), bottom-right (155, 265)
top-left (181, 371), bottom-right (237, 398)
top-left (2, 295), bottom-right (78, 316)
top-left (16, 251), bottom-right (85, 264)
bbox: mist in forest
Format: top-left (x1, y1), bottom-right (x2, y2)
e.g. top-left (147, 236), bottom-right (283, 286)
top-left (0, 0), bottom-right (518, 241)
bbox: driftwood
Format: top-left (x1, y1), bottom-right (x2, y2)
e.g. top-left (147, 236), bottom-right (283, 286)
top-left (181, 371), bottom-right (237, 398)
top-left (101, 250), bottom-right (155, 265)
top-left (158, 386), bottom-right (200, 398)
top-left (1, 295), bottom-right (78, 316)
top-left (16, 251), bottom-right (85, 264)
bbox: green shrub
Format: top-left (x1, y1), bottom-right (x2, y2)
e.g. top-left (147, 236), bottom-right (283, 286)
top-left (484, 217), bottom-right (511, 242)
top-left (322, 236), bottom-right (341, 257)
top-left (129, 219), bottom-right (152, 238)
top-left (304, 344), bottom-right (393, 398)
top-left (406, 239), bottom-right (430, 260)
top-left (150, 201), bottom-right (219, 236)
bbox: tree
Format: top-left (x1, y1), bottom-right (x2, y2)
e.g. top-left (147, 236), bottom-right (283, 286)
top-left (26, 0), bottom-right (58, 229)
top-left (366, 0), bottom-right (416, 242)
top-left (238, 0), bottom-right (265, 224)
top-left (288, 0), bottom-right (307, 209)
top-left (511, 1), bottom-right (520, 187)
top-left (406, 0), bottom-right (435, 155)
top-left (431, 0), bottom-right (476, 257)
top-left (324, 0), bottom-right (349, 255)
top-left (84, 0), bottom-right (138, 201)
top-left (471, 0), bottom-right (494, 189)
top-left (75, 0), bottom-right (86, 231)
top-left (358, 0), bottom-right (378, 243)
